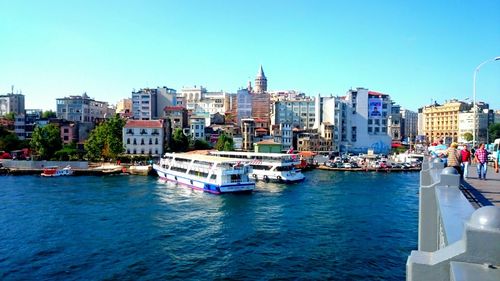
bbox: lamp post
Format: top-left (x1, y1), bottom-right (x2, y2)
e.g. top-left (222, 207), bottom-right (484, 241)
top-left (472, 56), bottom-right (500, 148)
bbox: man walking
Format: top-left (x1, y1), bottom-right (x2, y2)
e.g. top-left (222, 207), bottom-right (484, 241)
top-left (474, 143), bottom-right (488, 180)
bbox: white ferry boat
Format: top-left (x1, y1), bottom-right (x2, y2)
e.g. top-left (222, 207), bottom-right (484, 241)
top-left (153, 153), bottom-right (255, 194)
top-left (209, 151), bottom-right (305, 183)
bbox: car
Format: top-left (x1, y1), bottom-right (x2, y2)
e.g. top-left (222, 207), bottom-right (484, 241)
top-left (350, 162), bottom-right (359, 168)
top-left (343, 163), bottom-right (352, 168)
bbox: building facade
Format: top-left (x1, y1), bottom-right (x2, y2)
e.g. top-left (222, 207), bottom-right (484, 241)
top-left (0, 93), bottom-right (25, 116)
top-left (241, 118), bottom-right (255, 151)
top-left (189, 117), bottom-right (205, 140)
top-left (123, 120), bottom-right (165, 156)
top-left (132, 87), bottom-right (176, 120)
top-left (56, 93), bottom-right (110, 122)
top-left (272, 99), bottom-right (316, 130)
top-left (400, 108), bottom-right (418, 142)
top-left (422, 100), bottom-right (471, 143)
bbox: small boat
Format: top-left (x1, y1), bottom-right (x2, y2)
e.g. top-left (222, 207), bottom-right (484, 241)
top-left (153, 153), bottom-right (255, 194)
top-left (41, 166), bottom-right (74, 177)
top-left (128, 165), bottom-right (153, 176)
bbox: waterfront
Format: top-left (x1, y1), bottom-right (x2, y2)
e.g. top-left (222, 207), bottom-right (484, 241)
top-left (0, 170), bottom-right (419, 280)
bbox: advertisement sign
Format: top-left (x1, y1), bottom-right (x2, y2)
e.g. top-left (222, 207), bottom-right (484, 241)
top-left (368, 97), bottom-right (383, 118)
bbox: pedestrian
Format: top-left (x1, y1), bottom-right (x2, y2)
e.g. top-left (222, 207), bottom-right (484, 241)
top-left (474, 143), bottom-right (488, 180)
top-left (460, 145), bottom-right (472, 178)
top-left (495, 149), bottom-right (500, 174)
top-left (446, 142), bottom-right (462, 176)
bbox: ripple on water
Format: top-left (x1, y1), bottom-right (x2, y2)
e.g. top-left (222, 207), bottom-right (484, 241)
top-left (0, 171), bottom-right (418, 280)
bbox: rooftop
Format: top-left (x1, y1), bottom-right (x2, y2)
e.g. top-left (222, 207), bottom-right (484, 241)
top-left (125, 120), bottom-right (163, 128)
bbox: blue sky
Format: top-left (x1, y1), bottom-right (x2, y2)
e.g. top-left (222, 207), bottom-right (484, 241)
top-left (1, 0), bottom-right (499, 111)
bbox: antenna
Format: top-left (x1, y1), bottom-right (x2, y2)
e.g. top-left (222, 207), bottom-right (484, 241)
top-left (11, 85), bottom-right (14, 94)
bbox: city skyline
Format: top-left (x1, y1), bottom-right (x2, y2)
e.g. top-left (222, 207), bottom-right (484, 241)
top-left (1, 1), bottom-right (499, 111)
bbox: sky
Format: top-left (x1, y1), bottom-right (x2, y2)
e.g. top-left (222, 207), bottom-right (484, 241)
top-left (1, 0), bottom-right (499, 112)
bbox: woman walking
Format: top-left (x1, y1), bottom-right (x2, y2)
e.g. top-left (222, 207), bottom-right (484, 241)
top-left (461, 145), bottom-right (471, 178)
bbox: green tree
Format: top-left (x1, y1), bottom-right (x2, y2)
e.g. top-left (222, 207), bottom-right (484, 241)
top-left (30, 124), bottom-right (62, 159)
top-left (489, 123), bottom-right (500, 141)
top-left (54, 142), bottom-right (81, 161)
top-left (192, 139), bottom-right (211, 150)
top-left (4, 112), bottom-right (15, 121)
top-left (85, 115), bottom-right (125, 161)
top-left (42, 110), bottom-right (57, 119)
top-left (215, 132), bottom-right (234, 151)
top-left (170, 128), bottom-right (189, 152)
top-left (0, 128), bottom-right (20, 152)
top-left (463, 132), bottom-right (473, 142)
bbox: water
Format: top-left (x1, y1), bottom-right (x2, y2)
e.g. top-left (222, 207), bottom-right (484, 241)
top-left (0, 170), bottom-right (418, 280)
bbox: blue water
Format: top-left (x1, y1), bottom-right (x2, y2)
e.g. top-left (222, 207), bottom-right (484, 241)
top-left (0, 170), bottom-right (418, 280)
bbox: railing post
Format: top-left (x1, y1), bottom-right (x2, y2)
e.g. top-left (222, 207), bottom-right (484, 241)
top-left (418, 158), bottom-right (445, 251)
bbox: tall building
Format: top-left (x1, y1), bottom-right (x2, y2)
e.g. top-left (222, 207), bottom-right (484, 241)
top-left (236, 89), bottom-right (252, 123)
top-left (422, 100), bottom-right (471, 143)
top-left (341, 88), bottom-right (392, 154)
top-left (0, 93), bottom-right (25, 116)
top-left (56, 93), bottom-right (110, 122)
top-left (388, 103), bottom-right (402, 141)
top-left (241, 118), bottom-right (255, 151)
top-left (400, 108), bottom-right (418, 142)
top-left (132, 87), bottom-right (176, 120)
top-left (272, 98), bottom-right (316, 130)
top-left (251, 92), bottom-right (271, 132)
top-left (254, 65), bottom-right (267, 94)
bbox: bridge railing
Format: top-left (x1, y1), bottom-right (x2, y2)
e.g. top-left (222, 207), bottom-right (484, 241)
top-left (407, 158), bottom-right (500, 281)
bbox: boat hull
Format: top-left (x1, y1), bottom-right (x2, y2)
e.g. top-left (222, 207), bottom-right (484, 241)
top-left (249, 171), bottom-right (305, 183)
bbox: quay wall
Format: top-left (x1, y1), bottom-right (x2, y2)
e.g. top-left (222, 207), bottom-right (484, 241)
top-left (1, 160), bottom-right (89, 170)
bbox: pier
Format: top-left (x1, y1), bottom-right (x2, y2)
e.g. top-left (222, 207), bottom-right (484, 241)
top-left (406, 158), bottom-right (500, 281)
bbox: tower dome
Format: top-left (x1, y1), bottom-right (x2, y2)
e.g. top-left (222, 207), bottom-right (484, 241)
top-left (254, 65), bottom-right (267, 93)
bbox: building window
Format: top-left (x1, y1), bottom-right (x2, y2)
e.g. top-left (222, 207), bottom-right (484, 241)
top-left (149, 138), bottom-right (153, 145)
top-left (368, 119), bottom-right (372, 125)
top-left (127, 138), bottom-right (130, 144)
top-left (133, 139), bottom-right (137, 145)
top-left (368, 127), bottom-right (373, 133)
top-left (155, 138), bottom-right (159, 145)
top-left (141, 139), bottom-right (145, 145)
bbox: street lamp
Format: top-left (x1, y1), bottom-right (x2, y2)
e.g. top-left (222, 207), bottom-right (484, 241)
top-left (472, 56), bottom-right (500, 148)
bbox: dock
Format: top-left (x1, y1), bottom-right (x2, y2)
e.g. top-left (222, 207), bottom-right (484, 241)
top-left (317, 165), bottom-right (421, 172)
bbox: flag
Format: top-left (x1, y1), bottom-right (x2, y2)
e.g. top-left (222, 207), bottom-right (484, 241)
top-left (287, 146), bottom-right (294, 154)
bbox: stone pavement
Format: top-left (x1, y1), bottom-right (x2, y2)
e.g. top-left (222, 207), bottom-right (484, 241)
top-left (461, 163), bottom-right (500, 207)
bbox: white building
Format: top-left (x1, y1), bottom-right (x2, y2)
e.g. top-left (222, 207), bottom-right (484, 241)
top-left (271, 99), bottom-right (316, 130)
top-left (189, 117), bottom-right (205, 140)
top-left (458, 111), bottom-right (489, 144)
top-left (272, 122), bottom-right (292, 152)
top-left (132, 87), bottom-right (176, 120)
top-left (341, 88), bottom-right (392, 154)
top-left (236, 89), bottom-right (252, 123)
top-left (400, 108), bottom-right (418, 142)
top-left (123, 120), bottom-right (165, 156)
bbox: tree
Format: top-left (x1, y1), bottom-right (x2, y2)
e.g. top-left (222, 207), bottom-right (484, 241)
top-left (215, 132), bottom-right (234, 151)
top-left (4, 112), bottom-right (15, 121)
top-left (0, 131), bottom-right (20, 152)
top-left (42, 110), bottom-right (57, 119)
top-left (192, 139), bottom-right (211, 150)
top-left (85, 115), bottom-right (125, 161)
top-left (463, 132), bottom-right (473, 142)
top-left (30, 124), bottom-right (62, 159)
top-left (170, 128), bottom-right (189, 152)
top-left (489, 123), bottom-right (500, 141)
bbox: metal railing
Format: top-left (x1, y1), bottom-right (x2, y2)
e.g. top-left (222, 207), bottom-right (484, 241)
top-left (406, 158), bottom-right (500, 281)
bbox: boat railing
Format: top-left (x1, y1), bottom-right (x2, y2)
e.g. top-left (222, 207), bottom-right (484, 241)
top-left (406, 157), bottom-right (500, 281)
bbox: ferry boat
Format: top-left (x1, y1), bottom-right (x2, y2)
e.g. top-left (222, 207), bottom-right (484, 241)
top-left (153, 153), bottom-right (255, 194)
top-left (41, 165), bottom-right (74, 177)
top-left (209, 151), bottom-right (305, 183)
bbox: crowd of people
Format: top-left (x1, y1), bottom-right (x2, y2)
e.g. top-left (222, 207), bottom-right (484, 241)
top-left (429, 140), bottom-right (499, 180)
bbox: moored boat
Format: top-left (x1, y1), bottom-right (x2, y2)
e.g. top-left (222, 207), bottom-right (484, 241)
top-left (41, 165), bottom-right (74, 177)
top-left (209, 151), bottom-right (305, 183)
top-left (153, 153), bottom-right (255, 194)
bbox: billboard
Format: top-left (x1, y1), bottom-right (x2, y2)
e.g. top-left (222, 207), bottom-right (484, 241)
top-left (368, 97), bottom-right (383, 118)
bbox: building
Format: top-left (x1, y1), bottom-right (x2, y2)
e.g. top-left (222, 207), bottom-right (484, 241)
top-left (340, 88), bottom-right (392, 154)
top-left (236, 89), bottom-right (252, 123)
top-left (400, 108), bottom-right (418, 142)
top-left (254, 140), bottom-right (282, 153)
top-left (422, 100), bottom-right (471, 143)
top-left (241, 118), bottom-right (255, 151)
top-left (14, 114), bottom-right (26, 140)
top-left (388, 103), bottom-right (402, 141)
top-left (253, 65), bottom-right (267, 94)
top-left (164, 106), bottom-right (188, 130)
top-left (60, 121), bottom-right (79, 145)
top-left (0, 93), bottom-right (25, 116)
top-left (458, 109), bottom-right (491, 144)
top-left (132, 87), bottom-right (176, 120)
top-left (272, 123), bottom-right (292, 152)
top-left (271, 99), bottom-right (316, 130)
top-left (189, 116), bottom-right (205, 140)
top-left (56, 93), bottom-right (111, 122)
top-left (123, 120), bottom-right (165, 156)
top-left (320, 96), bottom-right (346, 153)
